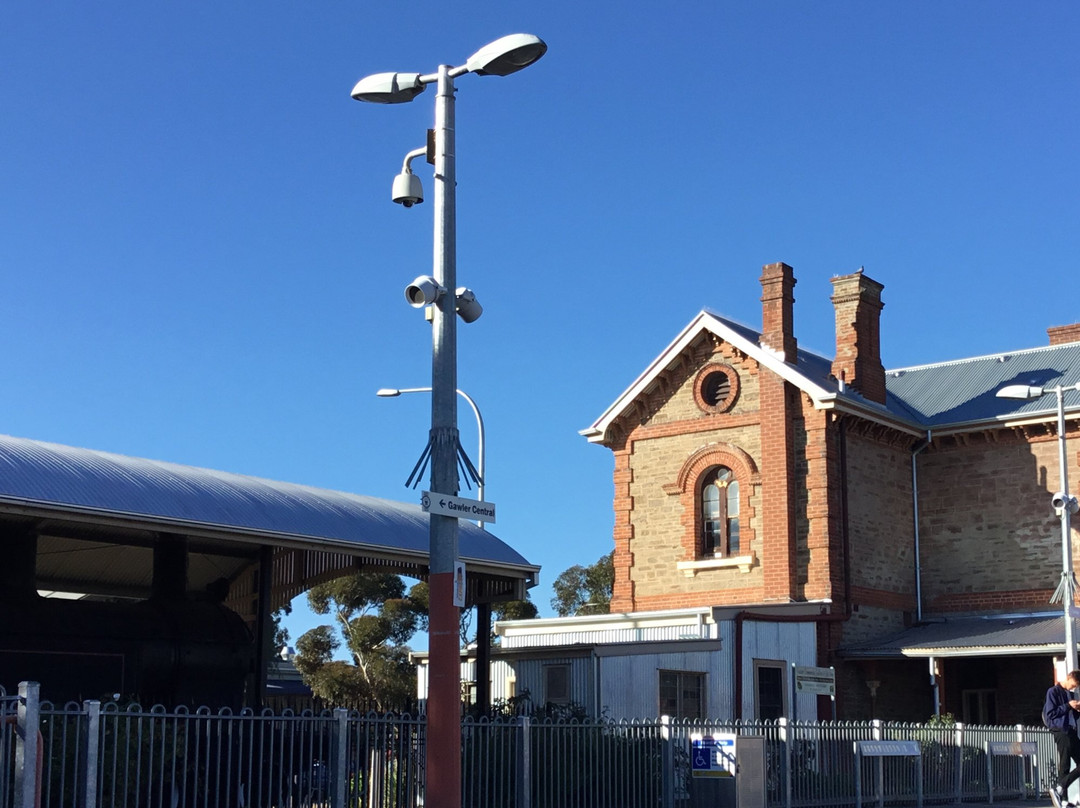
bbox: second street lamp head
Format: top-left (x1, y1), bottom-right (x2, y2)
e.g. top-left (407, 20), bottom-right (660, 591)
top-left (465, 34), bottom-right (547, 76)
top-left (996, 384), bottom-right (1045, 400)
top-left (350, 72), bottom-right (426, 104)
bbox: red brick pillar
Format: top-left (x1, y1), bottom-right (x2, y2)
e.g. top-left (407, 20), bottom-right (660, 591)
top-left (759, 263), bottom-right (799, 600)
top-left (610, 443), bottom-right (635, 611)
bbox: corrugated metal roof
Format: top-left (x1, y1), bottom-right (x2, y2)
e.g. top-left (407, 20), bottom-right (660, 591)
top-left (708, 313), bottom-right (1080, 429)
top-left (885, 342), bottom-right (1080, 427)
top-left (0, 433), bottom-right (535, 572)
top-left (839, 614), bottom-right (1071, 658)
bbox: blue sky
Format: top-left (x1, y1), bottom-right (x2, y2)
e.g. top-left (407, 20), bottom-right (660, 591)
top-left (3, 2), bottom-right (1078, 647)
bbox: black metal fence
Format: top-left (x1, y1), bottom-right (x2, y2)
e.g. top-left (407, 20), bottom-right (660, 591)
top-left (1, 682), bottom-right (1056, 808)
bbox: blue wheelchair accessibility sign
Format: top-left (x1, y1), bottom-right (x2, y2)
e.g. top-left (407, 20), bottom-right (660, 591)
top-left (690, 734), bottom-right (736, 778)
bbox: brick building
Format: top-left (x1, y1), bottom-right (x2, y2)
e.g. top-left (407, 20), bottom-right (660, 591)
top-left (493, 262), bottom-right (1080, 724)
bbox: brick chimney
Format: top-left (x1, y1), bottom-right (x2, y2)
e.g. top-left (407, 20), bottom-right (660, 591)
top-left (1048, 323), bottom-right (1080, 346)
top-left (760, 262), bottom-right (798, 363)
top-left (830, 269), bottom-right (886, 405)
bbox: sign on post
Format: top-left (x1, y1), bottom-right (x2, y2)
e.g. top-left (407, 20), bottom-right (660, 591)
top-left (453, 560), bottom-right (466, 608)
top-left (794, 666), bottom-right (836, 696)
top-left (421, 491), bottom-right (496, 523)
top-left (690, 733), bottom-right (736, 778)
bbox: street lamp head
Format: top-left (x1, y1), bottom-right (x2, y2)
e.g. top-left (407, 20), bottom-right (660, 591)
top-left (996, 384), bottom-right (1045, 400)
top-left (464, 34), bottom-right (547, 77)
top-left (376, 389), bottom-right (402, 397)
top-left (351, 72), bottom-right (426, 104)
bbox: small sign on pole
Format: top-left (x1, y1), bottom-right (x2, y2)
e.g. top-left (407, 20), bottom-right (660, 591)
top-left (422, 491), bottom-right (496, 523)
top-left (453, 560), bottom-right (466, 608)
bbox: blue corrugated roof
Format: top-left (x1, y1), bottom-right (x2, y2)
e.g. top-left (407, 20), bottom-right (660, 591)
top-left (0, 433), bottom-right (535, 572)
top-left (884, 343), bottom-right (1080, 427)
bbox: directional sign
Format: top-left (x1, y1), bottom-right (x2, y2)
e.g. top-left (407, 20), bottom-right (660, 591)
top-left (421, 491), bottom-right (496, 524)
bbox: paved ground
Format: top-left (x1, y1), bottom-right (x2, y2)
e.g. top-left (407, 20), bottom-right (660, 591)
top-left (944, 801), bottom-right (1052, 807)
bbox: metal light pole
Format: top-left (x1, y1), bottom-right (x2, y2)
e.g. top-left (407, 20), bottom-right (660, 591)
top-left (352, 35), bottom-right (545, 808)
top-left (998, 381), bottom-right (1080, 672)
top-left (378, 385), bottom-right (494, 714)
top-left (376, 387), bottom-right (486, 526)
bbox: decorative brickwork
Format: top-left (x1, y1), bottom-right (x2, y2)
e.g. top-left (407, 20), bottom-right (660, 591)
top-left (693, 363), bottom-right (740, 414)
top-left (665, 442), bottom-right (760, 562)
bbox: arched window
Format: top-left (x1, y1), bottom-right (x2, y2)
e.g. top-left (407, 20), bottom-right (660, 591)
top-left (701, 466), bottom-right (740, 557)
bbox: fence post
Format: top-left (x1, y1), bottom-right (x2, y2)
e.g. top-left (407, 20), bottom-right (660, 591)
top-left (331, 708), bottom-right (349, 808)
top-left (953, 723), bottom-right (964, 804)
top-left (660, 715), bottom-right (674, 808)
top-left (871, 720), bottom-right (882, 808)
top-left (81, 699), bottom-right (101, 808)
top-left (1015, 724), bottom-right (1027, 798)
top-left (14, 681), bottom-right (40, 808)
top-left (779, 717), bottom-right (792, 808)
top-left (516, 716), bottom-right (531, 808)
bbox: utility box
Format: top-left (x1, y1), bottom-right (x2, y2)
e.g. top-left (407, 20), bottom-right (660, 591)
top-left (687, 733), bottom-right (766, 808)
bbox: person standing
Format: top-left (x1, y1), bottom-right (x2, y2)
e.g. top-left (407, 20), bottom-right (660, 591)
top-left (1045, 669), bottom-right (1080, 808)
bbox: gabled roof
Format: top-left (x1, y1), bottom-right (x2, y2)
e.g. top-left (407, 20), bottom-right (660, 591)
top-left (581, 310), bottom-right (1080, 444)
top-left (0, 433), bottom-right (538, 603)
top-left (838, 614), bottom-right (1070, 658)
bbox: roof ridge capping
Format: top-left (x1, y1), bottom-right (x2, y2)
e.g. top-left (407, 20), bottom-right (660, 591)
top-left (887, 340), bottom-right (1080, 376)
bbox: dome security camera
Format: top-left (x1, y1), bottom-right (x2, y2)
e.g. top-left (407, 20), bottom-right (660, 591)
top-left (1052, 492), bottom-right (1080, 515)
top-left (392, 171), bottom-right (424, 207)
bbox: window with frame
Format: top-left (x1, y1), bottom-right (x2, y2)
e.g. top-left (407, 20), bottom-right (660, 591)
top-left (544, 664), bottom-right (571, 705)
top-left (754, 659), bottom-right (786, 720)
top-left (659, 670), bottom-right (706, 719)
top-left (701, 466), bottom-right (740, 557)
top-left (962, 689), bottom-right (997, 724)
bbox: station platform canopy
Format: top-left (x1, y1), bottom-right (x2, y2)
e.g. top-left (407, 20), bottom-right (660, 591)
top-left (0, 433), bottom-right (538, 620)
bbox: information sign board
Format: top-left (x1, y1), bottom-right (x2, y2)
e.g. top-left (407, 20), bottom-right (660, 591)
top-left (794, 665), bottom-right (835, 696)
top-left (690, 733), bottom-right (736, 778)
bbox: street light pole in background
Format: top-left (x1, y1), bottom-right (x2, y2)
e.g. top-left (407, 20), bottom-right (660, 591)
top-left (352, 35), bottom-right (546, 808)
top-left (376, 387), bottom-right (486, 526)
top-left (997, 381), bottom-right (1080, 672)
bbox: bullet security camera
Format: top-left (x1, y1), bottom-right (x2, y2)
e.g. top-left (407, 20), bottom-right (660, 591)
top-left (455, 287), bottom-right (483, 323)
top-left (1052, 492), bottom-right (1080, 515)
top-left (392, 170), bottom-right (424, 207)
top-left (405, 276), bottom-right (443, 307)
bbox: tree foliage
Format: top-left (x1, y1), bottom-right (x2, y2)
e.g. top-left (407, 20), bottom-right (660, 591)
top-left (551, 551), bottom-right (614, 617)
top-left (408, 581), bottom-right (538, 645)
top-left (293, 573), bottom-right (426, 711)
